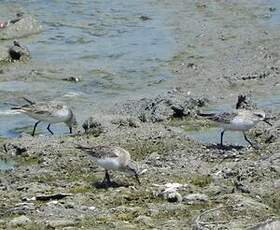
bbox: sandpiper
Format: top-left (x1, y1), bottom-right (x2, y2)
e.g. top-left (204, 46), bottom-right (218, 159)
top-left (11, 97), bottom-right (77, 136)
top-left (198, 109), bottom-right (272, 148)
top-left (75, 144), bottom-right (141, 185)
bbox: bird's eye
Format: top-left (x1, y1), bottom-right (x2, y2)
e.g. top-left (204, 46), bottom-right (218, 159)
top-left (256, 114), bottom-right (263, 118)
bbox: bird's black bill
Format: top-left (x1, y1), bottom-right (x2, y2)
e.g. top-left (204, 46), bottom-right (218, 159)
top-left (263, 118), bottom-right (272, 126)
top-left (135, 174), bottom-right (141, 185)
top-left (69, 127), bottom-right (72, 134)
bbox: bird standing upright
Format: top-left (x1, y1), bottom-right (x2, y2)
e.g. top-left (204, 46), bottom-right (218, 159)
top-left (198, 109), bottom-right (272, 148)
top-left (11, 97), bottom-right (77, 136)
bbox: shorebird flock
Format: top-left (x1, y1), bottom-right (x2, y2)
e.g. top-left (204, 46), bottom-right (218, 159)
top-left (10, 96), bottom-right (273, 186)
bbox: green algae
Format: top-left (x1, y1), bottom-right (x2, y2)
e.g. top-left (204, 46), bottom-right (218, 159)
top-left (68, 184), bottom-right (93, 194)
top-left (21, 156), bottom-right (40, 165)
top-left (167, 117), bottom-right (215, 132)
top-left (190, 175), bottom-right (212, 188)
top-left (124, 137), bottom-right (190, 160)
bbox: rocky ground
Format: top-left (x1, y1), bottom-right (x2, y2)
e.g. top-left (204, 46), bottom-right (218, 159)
top-left (0, 89), bottom-right (280, 229)
top-left (1, 0), bottom-right (280, 229)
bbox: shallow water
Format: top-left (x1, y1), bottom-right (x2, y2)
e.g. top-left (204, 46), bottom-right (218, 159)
top-left (258, 0), bottom-right (280, 26)
top-left (0, 0), bottom-right (177, 136)
top-left (0, 160), bottom-right (14, 171)
top-left (0, 0), bottom-right (279, 142)
top-left (186, 127), bottom-right (249, 146)
top-left (186, 98), bottom-right (278, 146)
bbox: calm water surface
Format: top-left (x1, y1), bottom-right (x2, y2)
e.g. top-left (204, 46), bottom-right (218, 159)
top-left (0, 159), bottom-right (14, 171)
top-left (0, 0), bottom-right (177, 136)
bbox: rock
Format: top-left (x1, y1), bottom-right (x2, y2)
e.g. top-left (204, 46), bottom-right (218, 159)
top-left (8, 202), bottom-right (35, 215)
top-left (112, 117), bottom-right (140, 128)
top-left (64, 202), bottom-right (75, 209)
top-left (183, 193), bottom-right (209, 204)
top-left (269, 7), bottom-right (277, 12)
top-left (46, 219), bottom-right (79, 228)
top-left (82, 117), bottom-right (105, 136)
top-left (186, 63), bottom-right (197, 69)
top-left (251, 120), bottom-right (280, 144)
top-left (153, 182), bottom-right (189, 193)
top-left (234, 180), bottom-right (250, 193)
top-left (3, 143), bottom-right (27, 156)
top-left (118, 90), bottom-right (207, 123)
top-left (170, 104), bottom-right (186, 118)
top-left (166, 192), bottom-right (183, 203)
top-left (8, 215), bottom-right (32, 227)
top-left (139, 16), bottom-right (152, 21)
top-left (8, 41), bottom-right (31, 62)
top-left (127, 117), bottom-right (141, 128)
top-left (135, 215), bottom-right (153, 226)
top-left (250, 220), bottom-right (280, 230)
top-left (62, 76), bottom-right (81, 82)
top-left (196, 3), bottom-right (207, 8)
top-left (153, 183), bottom-right (188, 203)
top-left (0, 15), bottom-right (42, 40)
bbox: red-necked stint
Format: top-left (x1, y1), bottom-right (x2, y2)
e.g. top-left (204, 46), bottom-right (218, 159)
top-left (75, 144), bottom-right (141, 185)
top-left (11, 97), bottom-right (77, 136)
top-left (198, 110), bottom-right (272, 148)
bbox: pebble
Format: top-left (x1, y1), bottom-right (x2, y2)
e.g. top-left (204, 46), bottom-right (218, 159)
top-left (183, 193), bottom-right (209, 204)
top-left (167, 192), bottom-right (183, 203)
top-left (8, 215), bottom-right (32, 227)
top-left (46, 219), bottom-right (79, 228)
top-left (135, 215), bottom-right (153, 226)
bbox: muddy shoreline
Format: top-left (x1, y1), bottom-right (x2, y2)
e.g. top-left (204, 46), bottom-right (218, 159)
top-left (0, 90), bottom-right (279, 229)
top-left (1, 0), bottom-right (280, 229)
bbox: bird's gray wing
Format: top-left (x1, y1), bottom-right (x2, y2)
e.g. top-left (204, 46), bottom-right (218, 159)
top-left (20, 103), bottom-right (52, 116)
top-left (199, 112), bottom-right (238, 124)
top-left (75, 145), bottom-right (119, 159)
top-left (21, 102), bottom-right (64, 116)
top-left (209, 112), bottom-right (238, 124)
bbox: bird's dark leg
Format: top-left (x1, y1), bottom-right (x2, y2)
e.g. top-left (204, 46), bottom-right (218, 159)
top-left (220, 130), bottom-right (225, 147)
top-left (135, 174), bottom-right (141, 185)
top-left (102, 170), bottom-right (111, 184)
top-left (69, 127), bottom-right (72, 134)
top-left (243, 132), bottom-right (257, 148)
top-left (32, 121), bottom-right (40, 136)
top-left (47, 124), bottom-right (54, 135)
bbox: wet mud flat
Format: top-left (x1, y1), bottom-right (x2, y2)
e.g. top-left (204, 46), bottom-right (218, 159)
top-left (0, 0), bottom-right (280, 229)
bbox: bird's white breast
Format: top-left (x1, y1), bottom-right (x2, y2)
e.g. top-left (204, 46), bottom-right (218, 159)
top-left (223, 116), bottom-right (255, 131)
top-left (96, 158), bottom-right (121, 171)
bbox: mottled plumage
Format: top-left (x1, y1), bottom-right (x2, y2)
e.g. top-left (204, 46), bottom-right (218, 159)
top-left (198, 109), bottom-right (272, 148)
top-left (202, 112), bottom-right (238, 124)
top-left (76, 144), bottom-right (140, 185)
top-left (79, 145), bottom-right (129, 159)
top-left (12, 98), bottom-right (77, 136)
